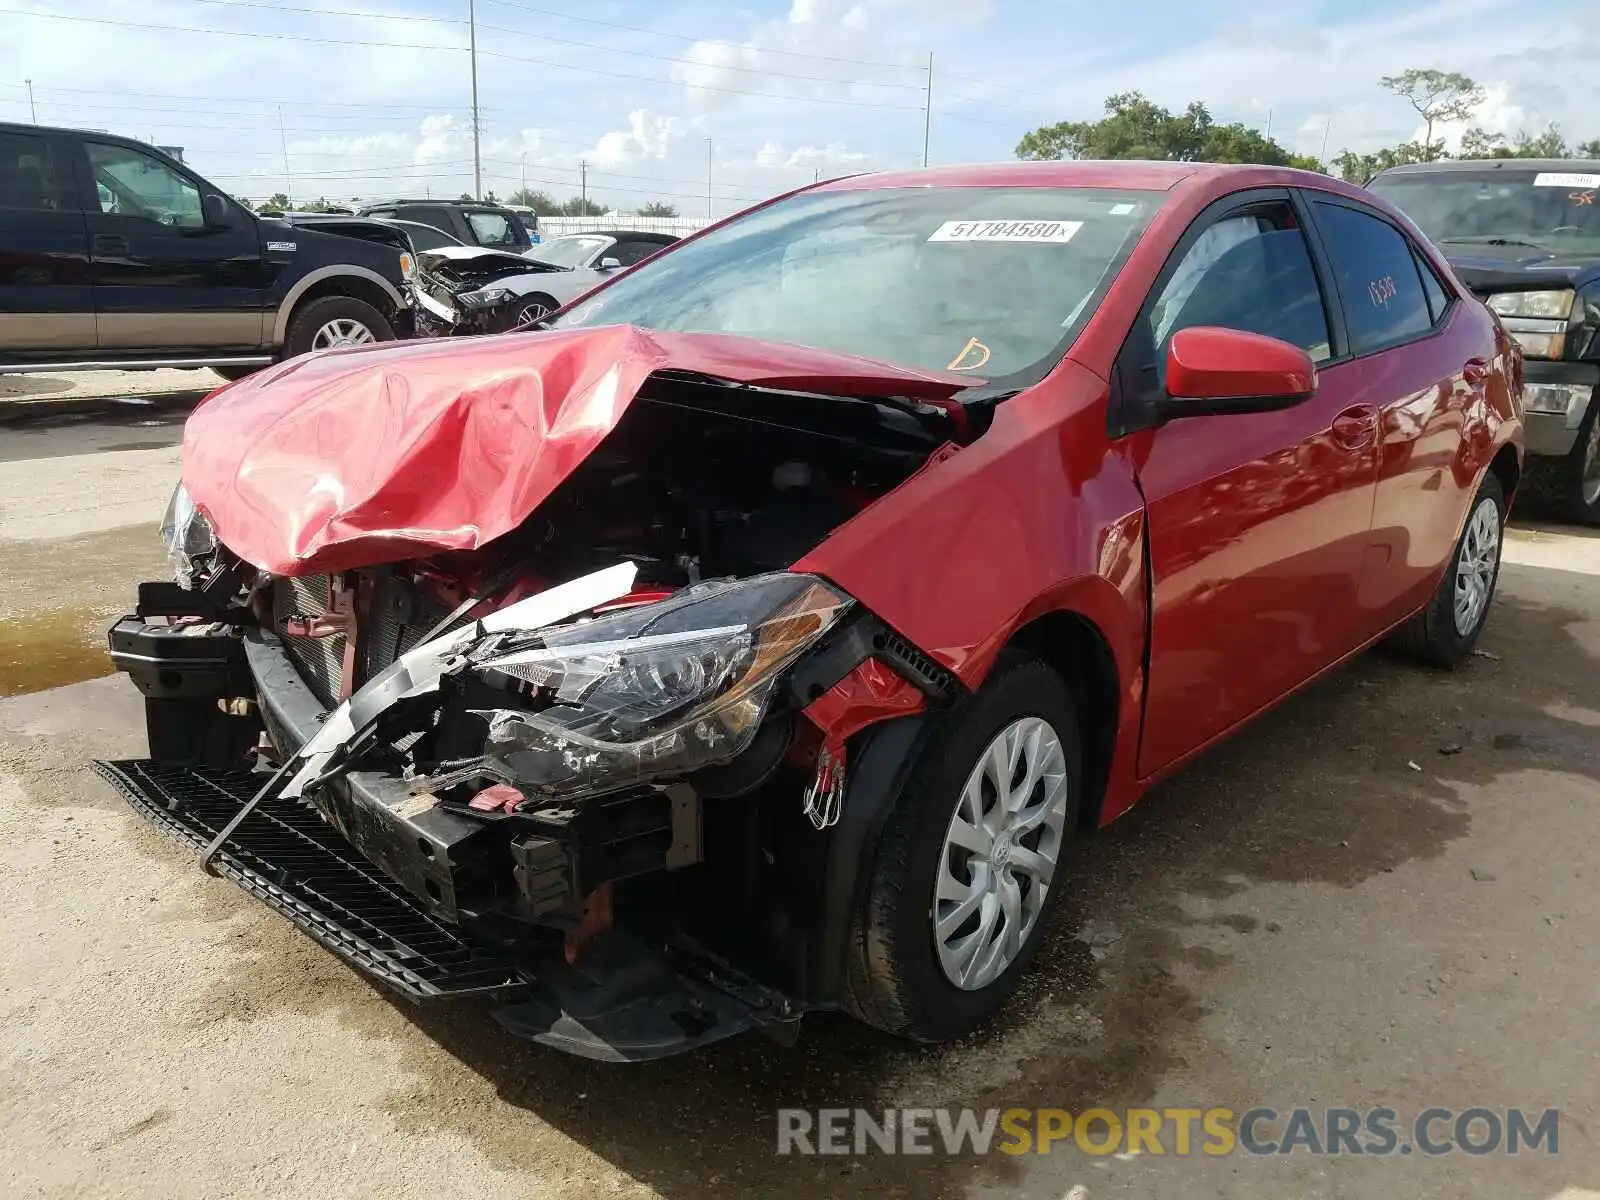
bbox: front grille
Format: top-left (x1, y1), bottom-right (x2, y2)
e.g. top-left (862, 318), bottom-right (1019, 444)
top-left (92, 759), bottom-right (524, 1001)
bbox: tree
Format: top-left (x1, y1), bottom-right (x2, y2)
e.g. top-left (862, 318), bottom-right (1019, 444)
top-left (559, 196), bottom-right (606, 216)
top-left (260, 192), bottom-right (290, 211)
top-left (1016, 92), bottom-right (1315, 167)
top-left (1332, 141), bottom-right (1436, 183)
top-left (506, 187), bottom-right (559, 214)
top-left (638, 201), bottom-right (679, 217)
top-left (1378, 69), bottom-right (1483, 158)
top-left (459, 192), bottom-right (474, 201)
top-left (1459, 123), bottom-right (1569, 159)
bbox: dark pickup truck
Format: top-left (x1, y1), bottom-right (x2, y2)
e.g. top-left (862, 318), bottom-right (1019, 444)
top-left (1368, 159), bottom-right (1600, 524)
top-left (1, 121), bottom-right (412, 377)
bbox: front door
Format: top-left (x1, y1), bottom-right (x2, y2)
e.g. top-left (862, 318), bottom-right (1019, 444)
top-left (1121, 192), bottom-right (1381, 777)
top-left (78, 140), bottom-right (266, 351)
top-left (0, 129), bottom-right (93, 352)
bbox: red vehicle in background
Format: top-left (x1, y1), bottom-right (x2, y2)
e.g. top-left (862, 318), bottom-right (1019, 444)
top-left (103, 161), bottom-right (1522, 1060)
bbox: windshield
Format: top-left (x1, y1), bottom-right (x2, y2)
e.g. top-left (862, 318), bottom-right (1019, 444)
top-left (530, 235), bottom-right (609, 268)
top-left (549, 186), bottom-right (1161, 385)
top-left (1368, 169), bottom-right (1600, 253)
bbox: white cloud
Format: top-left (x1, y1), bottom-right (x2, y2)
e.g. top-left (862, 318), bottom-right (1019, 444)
top-left (580, 109), bottom-right (683, 169)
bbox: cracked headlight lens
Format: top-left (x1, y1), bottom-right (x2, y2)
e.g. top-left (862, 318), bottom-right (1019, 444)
top-left (447, 573), bottom-right (854, 800)
top-left (456, 286), bottom-right (515, 310)
top-left (160, 482), bottom-right (217, 588)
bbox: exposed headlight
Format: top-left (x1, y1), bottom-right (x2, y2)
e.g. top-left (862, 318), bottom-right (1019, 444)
top-left (1487, 289), bottom-right (1575, 319)
top-left (457, 286), bottom-right (515, 310)
top-left (445, 573), bottom-right (853, 801)
top-left (159, 482), bottom-right (217, 588)
top-left (1523, 381), bottom-right (1593, 423)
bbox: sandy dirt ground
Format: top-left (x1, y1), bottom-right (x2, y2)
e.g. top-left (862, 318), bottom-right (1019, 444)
top-left (2, 421), bottom-right (1599, 1199)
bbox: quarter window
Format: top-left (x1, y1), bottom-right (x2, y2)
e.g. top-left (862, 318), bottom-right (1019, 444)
top-left (1146, 204), bottom-right (1333, 371)
top-left (0, 132), bottom-right (64, 211)
top-left (85, 142), bottom-right (203, 229)
top-left (1310, 201), bottom-right (1435, 354)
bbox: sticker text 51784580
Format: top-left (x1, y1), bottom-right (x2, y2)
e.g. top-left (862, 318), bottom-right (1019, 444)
top-left (927, 220), bottom-right (1084, 244)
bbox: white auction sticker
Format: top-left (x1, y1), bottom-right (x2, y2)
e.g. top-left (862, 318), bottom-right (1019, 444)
top-left (1533, 172), bottom-right (1600, 188)
top-left (927, 219), bottom-right (1083, 243)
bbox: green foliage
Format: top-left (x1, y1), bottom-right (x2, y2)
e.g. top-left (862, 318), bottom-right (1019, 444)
top-left (559, 196), bottom-right (606, 216)
top-left (1015, 92), bottom-right (1313, 166)
top-left (1379, 69), bottom-right (1484, 152)
top-left (638, 201), bottom-right (679, 217)
top-left (506, 188), bottom-right (560, 214)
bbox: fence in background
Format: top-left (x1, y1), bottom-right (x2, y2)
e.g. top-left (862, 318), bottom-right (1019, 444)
top-left (537, 215), bottom-right (716, 239)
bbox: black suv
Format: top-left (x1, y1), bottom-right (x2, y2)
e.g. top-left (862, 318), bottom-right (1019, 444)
top-left (356, 199), bottom-right (535, 250)
top-left (1368, 159), bottom-right (1600, 524)
top-left (0, 122), bottom-right (412, 378)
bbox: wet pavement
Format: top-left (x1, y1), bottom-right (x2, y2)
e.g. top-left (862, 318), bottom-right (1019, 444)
top-left (2, 419), bottom-right (1599, 1199)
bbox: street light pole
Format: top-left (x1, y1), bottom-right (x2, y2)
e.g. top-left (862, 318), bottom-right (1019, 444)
top-left (922, 52), bottom-right (933, 167)
top-left (25, 79), bottom-right (36, 123)
top-left (705, 137), bottom-right (713, 219)
top-left (468, 0), bottom-right (482, 198)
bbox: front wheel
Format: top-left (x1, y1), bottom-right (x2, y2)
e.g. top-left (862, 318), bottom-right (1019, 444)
top-left (283, 295), bottom-right (394, 359)
top-left (1562, 401), bottom-right (1600, 526)
top-left (845, 653), bottom-right (1082, 1042)
top-left (1387, 472), bottom-right (1506, 667)
top-left (509, 294), bottom-right (558, 329)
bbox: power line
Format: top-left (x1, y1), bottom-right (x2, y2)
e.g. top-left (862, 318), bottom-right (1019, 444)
top-left (1, 9), bottom-right (926, 111)
top-left (163, 0), bottom-right (925, 89)
top-left (10, 82), bottom-right (487, 113)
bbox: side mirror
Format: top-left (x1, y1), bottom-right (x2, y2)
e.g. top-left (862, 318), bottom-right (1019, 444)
top-left (1158, 326), bottom-right (1316, 418)
top-left (202, 193), bottom-right (235, 230)
top-left (597, 256), bottom-right (622, 270)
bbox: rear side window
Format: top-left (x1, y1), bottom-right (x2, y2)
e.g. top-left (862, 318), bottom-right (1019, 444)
top-left (1311, 201), bottom-right (1434, 354)
top-left (1413, 248), bottom-right (1451, 323)
top-left (466, 211), bottom-right (526, 247)
top-left (0, 132), bottom-right (63, 211)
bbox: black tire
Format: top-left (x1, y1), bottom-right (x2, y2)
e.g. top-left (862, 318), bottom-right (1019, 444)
top-left (282, 295), bottom-right (394, 359)
top-left (1387, 472), bottom-right (1506, 668)
top-left (212, 365), bottom-right (261, 382)
top-left (844, 652), bottom-right (1082, 1042)
top-left (1558, 401), bottom-right (1600, 526)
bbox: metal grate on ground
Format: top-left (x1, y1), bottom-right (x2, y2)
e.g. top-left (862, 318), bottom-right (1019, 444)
top-left (92, 759), bottom-right (525, 1002)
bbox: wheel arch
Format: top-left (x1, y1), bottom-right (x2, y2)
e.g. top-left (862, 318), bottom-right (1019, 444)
top-left (272, 267), bottom-right (404, 347)
top-left (1488, 440), bottom-right (1522, 512)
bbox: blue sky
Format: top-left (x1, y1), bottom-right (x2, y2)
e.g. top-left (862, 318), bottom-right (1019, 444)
top-left (2, 0), bottom-right (1594, 212)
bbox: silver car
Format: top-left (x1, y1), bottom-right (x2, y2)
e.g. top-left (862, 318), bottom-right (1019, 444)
top-left (409, 231), bottom-right (679, 336)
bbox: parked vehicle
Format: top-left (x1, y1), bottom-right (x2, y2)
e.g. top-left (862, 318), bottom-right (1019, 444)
top-left (355, 198), bottom-right (535, 250)
top-left (408, 230), bottom-right (680, 334)
top-left (271, 211), bottom-right (464, 253)
top-left (1368, 159), bottom-right (1600, 523)
top-left (0, 122), bottom-right (411, 376)
top-left (100, 161), bottom-right (1522, 1062)
top-left (502, 203), bottom-right (543, 243)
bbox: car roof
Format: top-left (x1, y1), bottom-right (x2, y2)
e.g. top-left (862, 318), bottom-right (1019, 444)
top-left (1373, 159), bottom-right (1600, 177)
top-left (814, 159), bottom-right (1349, 197)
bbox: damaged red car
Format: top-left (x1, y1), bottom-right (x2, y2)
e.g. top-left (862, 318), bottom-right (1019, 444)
top-left (100, 161), bottom-right (1523, 1061)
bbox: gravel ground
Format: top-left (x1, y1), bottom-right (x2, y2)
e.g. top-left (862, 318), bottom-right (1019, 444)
top-left (2, 423), bottom-right (1598, 1199)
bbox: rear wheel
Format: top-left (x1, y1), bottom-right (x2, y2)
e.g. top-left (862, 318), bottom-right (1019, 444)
top-left (1387, 472), bottom-right (1506, 667)
top-left (283, 295), bottom-right (394, 359)
top-left (510, 294), bottom-right (558, 328)
top-left (844, 653), bottom-right (1081, 1042)
top-left (1563, 401), bottom-right (1600, 526)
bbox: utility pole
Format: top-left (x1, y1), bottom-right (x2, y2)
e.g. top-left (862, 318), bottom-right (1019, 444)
top-left (25, 79), bottom-right (36, 122)
top-left (705, 137), bottom-right (712, 219)
top-left (1264, 109), bottom-right (1273, 140)
top-left (922, 52), bottom-right (933, 167)
top-left (1320, 117), bottom-right (1332, 164)
top-left (520, 151), bottom-right (527, 192)
top-left (277, 105), bottom-right (291, 205)
top-left (468, 0), bottom-right (482, 198)
top-left (579, 160), bottom-right (587, 208)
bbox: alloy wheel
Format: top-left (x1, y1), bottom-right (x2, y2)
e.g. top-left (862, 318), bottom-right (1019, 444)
top-left (514, 299), bottom-right (552, 326)
top-left (933, 715), bottom-right (1070, 991)
top-left (311, 318), bottom-right (376, 350)
top-left (1453, 495), bottom-right (1502, 636)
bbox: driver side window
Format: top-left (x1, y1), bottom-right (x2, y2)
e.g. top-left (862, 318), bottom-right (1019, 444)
top-left (85, 142), bottom-right (203, 229)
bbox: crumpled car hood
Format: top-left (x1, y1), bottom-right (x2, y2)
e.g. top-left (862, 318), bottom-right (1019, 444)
top-left (181, 324), bottom-right (977, 576)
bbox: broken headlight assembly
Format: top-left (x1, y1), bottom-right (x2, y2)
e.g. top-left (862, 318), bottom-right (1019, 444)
top-left (427, 572), bottom-right (854, 802)
top-left (456, 286), bottom-right (516, 310)
top-left (160, 482), bottom-right (218, 588)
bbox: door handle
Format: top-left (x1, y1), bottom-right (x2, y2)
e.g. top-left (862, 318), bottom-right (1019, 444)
top-left (1331, 404), bottom-right (1378, 449)
top-left (93, 233), bottom-right (129, 255)
top-left (1463, 356), bottom-right (1489, 384)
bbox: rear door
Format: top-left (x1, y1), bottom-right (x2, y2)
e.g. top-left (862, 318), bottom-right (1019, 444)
top-left (77, 138), bottom-right (267, 350)
top-left (1300, 194), bottom-right (1494, 627)
top-left (0, 129), bottom-right (93, 352)
top-left (1121, 189), bottom-right (1381, 777)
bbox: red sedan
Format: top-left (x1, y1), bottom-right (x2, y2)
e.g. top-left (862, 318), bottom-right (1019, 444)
top-left (104, 160), bottom-right (1522, 1059)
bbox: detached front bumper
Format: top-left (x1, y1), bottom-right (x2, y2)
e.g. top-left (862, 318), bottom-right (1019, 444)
top-left (102, 609), bottom-right (804, 1061)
